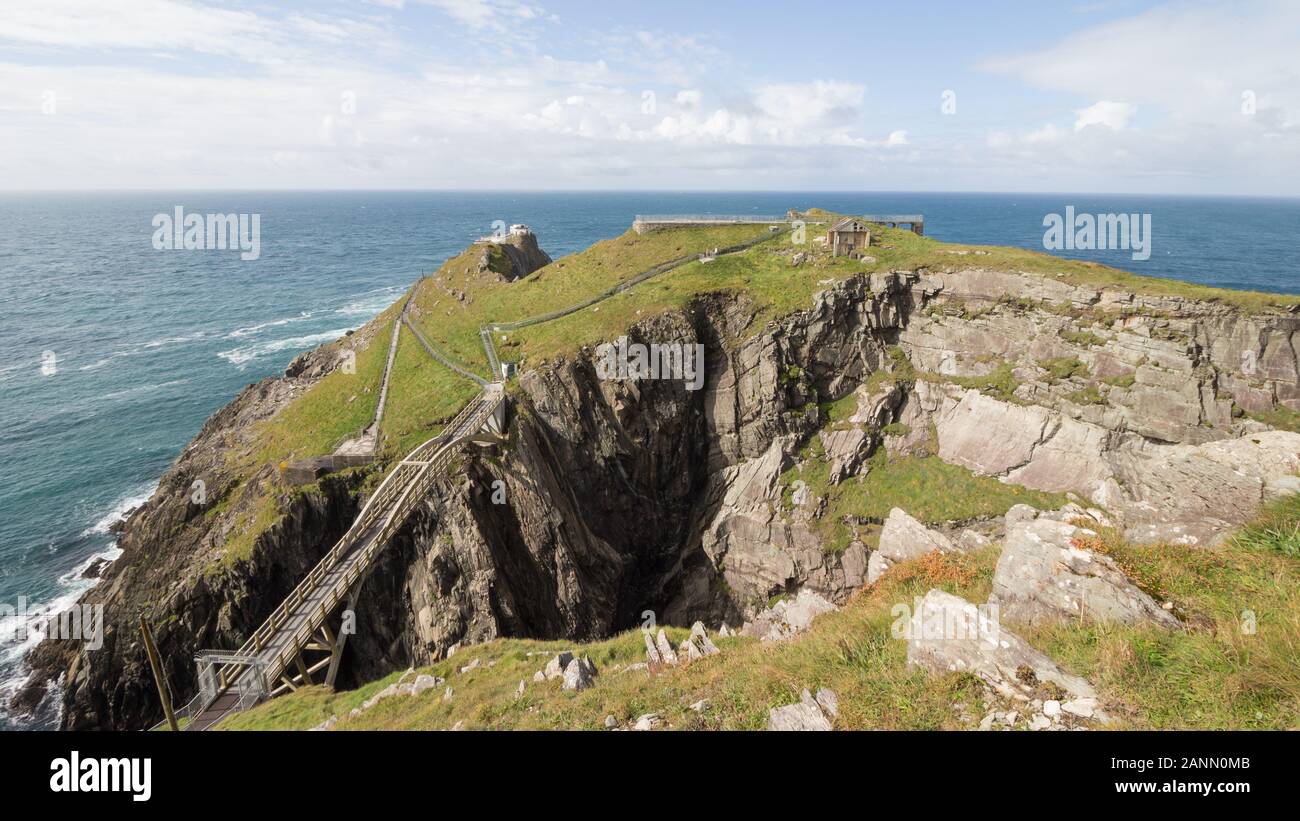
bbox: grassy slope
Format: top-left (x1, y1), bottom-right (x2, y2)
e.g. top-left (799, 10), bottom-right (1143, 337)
top-left (221, 494), bottom-right (1300, 730)
top-left (236, 212), bottom-right (1300, 477)
top-left (205, 212), bottom-right (1300, 624)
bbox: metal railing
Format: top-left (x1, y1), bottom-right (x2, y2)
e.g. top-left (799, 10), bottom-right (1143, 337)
top-left (633, 214), bottom-right (790, 223)
top-left (198, 386), bottom-right (503, 714)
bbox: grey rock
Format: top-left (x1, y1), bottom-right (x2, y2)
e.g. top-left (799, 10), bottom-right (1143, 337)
top-left (905, 589), bottom-right (1097, 703)
top-left (643, 631), bottom-right (661, 664)
top-left (814, 688), bottom-right (839, 718)
top-left (604, 715), bottom-right (618, 728)
top-left (740, 588), bottom-right (837, 641)
top-left (689, 621), bottom-right (720, 656)
top-left (869, 508), bottom-right (958, 583)
top-left (655, 630), bottom-right (678, 665)
top-left (680, 638), bottom-right (703, 662)
top-left (767, 689), bottom-right (834, 731)
top-left (992, 518), bottom-right (1181, 628)
top-left (632, 713), bottom-right (662, 731)
top-left (544, 651), bottom-right (574, 680)
top-left (561, 656), bottom-right (597, 692)
top-left (411, 674), bottom-right (440, 696)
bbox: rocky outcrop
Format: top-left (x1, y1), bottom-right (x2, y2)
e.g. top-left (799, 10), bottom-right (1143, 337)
top-left (902, 268), bottom-right (1300, 445)
top-left (485, 231), bottom-right (552, 282)
top-left (20, 255), bottom-right (1300, 730)
top-left (902, 380), bottom-right (1300, 544)
top-left (700, 442), bottom-right (868, 611)
top-left (905, 590), bottom-right (1097, 703)
top-left (992, 518), bottom-right (1181, 628)
top-left (739, 589), bottom-right (837, 641)
top-left (767, 688), bottom-right (838, 731)
top-left (868, 508), bottom-right (959, 583)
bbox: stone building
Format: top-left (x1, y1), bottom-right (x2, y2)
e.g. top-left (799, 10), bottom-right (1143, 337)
top-left (827, 217), bottom-right (871, 257)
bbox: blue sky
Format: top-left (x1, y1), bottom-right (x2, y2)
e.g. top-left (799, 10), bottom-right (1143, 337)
top-left (0, 0), bottom-right (1296, 193)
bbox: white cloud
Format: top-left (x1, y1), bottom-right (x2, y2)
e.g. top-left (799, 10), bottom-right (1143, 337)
top-left (419, 0), bottom-right (546, 31)
top-left (674, 89), bottom-right (701, 108)
top-left (1074, 100), bottom-right (1136, 131)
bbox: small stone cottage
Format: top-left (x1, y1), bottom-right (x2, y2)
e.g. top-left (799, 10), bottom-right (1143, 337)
top-left (827, 217), bottom-right (871, 257)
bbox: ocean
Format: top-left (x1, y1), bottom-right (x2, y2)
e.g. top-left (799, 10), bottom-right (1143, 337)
top-left (1, 190), bottom-right (1297, 728)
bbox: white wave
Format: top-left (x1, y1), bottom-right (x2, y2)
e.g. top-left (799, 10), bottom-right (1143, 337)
top-left (98, 378), bottom-right (188, 402)
top-left (217, 327), bottom-right (352, 367)
top-left (225, 311), bottom-right (314, 339)
top-left (82, 480), bottom-right (158, 537)
top-left (335, 286), bottom-right (402, 318)
top-left (76, 331), bottom-right (207, 371)
top-left (1, 480), bottom-right (149, 723)
top-left (141, 331), bottom-right (205, 349)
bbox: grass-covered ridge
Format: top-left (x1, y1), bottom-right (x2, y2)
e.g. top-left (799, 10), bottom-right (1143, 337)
top-left (219, 492), bottom-right (1300, 731)
top-left (207, 211), bottom-right (1300, 571)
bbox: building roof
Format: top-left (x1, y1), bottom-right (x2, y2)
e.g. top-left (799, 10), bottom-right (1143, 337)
top-left (829, 217), bottom-right (868, 233)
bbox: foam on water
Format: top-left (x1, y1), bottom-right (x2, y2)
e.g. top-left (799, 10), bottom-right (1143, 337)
top-left (217, 327), bottom-right (354, 366)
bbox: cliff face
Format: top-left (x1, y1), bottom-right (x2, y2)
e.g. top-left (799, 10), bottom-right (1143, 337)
top-left (18, 264), bottom-right (1300, 730)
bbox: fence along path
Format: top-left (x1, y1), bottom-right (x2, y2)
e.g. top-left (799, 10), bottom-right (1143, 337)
top-left (174, 223), bottom-right (788, 729)
top-left (174, 385), bottom-right (504, 730)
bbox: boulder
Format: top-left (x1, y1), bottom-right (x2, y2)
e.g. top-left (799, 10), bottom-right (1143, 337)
top-left (905, 589), bottom-right (1098, 703)
top-left (643, 631), bottom-right (661, 664)
top-left (680, 638), bottom-right (703, 662)
top-left (819, 427), bottom-right (870, 484)
top-left (543, 651), bottom-right (575, 680)
top-left (992, 518), bottom-right (1180, 628)
top-left (740, 589), bottom-right (837, 641)
top-left (655, 630), bottom-right (679, 665)
top-left (411, 674), bottom-right (440, 696)
top-left (632, 713), bottom-right (662, 731)
top-left (561, 656), bottom-right (597, 692)
top-left (767, 688), bottom-right (835, 731)
top-left (868, 508), bottom-right (958, 583)
top-left (689, 621), bottom-right (720, 656)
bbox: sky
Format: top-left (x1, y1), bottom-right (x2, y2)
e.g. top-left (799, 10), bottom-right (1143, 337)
top-left (0, 0), bottom-right (1296, 194)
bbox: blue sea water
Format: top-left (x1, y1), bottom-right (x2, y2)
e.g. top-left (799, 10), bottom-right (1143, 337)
top-left (1, 190), bottom-right (1297, 727)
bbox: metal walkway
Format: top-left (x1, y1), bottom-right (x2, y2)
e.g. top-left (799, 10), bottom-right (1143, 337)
top-left (175, 383), bottom-right (506, 730)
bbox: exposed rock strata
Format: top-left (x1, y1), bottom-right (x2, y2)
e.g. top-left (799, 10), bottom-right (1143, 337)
top-left (19, 263), bottom-right (1300, 729)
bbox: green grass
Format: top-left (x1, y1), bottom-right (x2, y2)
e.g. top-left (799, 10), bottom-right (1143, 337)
top-left (236, 310), bottom-right (399, 475)
top-left (378, 323), bottom-right (481, 457)
top-left (781, 448), bottom-right (1068, 552)
top-left (945, 362), bottom-right (1021, 402)
top-left (1250, 405), bottom-right (1300, 434)
top-left (1060, 328), bottom-right (1106, 347)
top-left (221, 491), bottom-right (1300, 731)
top-left (1230, 493), bottom-right (1300, 559)
top-left (1038, 356), bottom-right (1089, 382)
